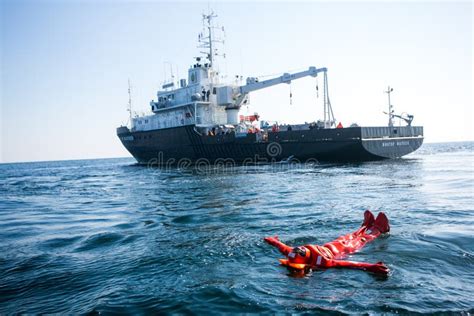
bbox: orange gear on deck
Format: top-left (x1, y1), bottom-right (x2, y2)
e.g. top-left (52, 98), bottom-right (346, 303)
top-left (264, 210), bottom-right (390, 275)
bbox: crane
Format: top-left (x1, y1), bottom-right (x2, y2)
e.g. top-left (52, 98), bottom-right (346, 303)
top-left (218, 66), bottom-right (334, 127)
top-left (240, 66), bottom-right (326, 93)
top-left (232, 67), bottom-right (327, 108)
top-left (230, 66), bottom-right (327, 108)
top-left (383, 111), bottom-right (414, 126)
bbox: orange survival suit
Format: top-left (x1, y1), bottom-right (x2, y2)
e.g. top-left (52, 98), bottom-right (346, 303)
top-left (264, 210), bottom-right (390, 275)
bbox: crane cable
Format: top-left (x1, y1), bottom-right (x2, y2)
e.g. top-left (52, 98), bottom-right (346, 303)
top-left (289, 83), bottom-right (293, 106)
top-left (316, 77), bottom-right (319, 98)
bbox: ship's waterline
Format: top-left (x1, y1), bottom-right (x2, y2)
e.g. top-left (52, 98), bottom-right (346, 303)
top-left (118, 125), bottom-right (423, 165)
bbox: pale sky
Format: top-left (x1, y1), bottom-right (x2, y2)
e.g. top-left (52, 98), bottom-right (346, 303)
top-left (1, 1), bottom-right (472, 163)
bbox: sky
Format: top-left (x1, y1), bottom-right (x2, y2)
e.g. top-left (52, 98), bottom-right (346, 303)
top-left (1, 0), bottom-right (472, 163)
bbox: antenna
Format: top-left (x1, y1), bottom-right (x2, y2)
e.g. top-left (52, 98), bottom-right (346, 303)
top-left (163, 61), bottom-right (174, 83)
top-left (127, 79), bottom-right (133, 127)
top-left (384, 86), bottom-right (394, 127)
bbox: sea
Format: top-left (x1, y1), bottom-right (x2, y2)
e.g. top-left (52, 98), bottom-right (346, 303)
top-left (0, 142), bottom-right (473, 314)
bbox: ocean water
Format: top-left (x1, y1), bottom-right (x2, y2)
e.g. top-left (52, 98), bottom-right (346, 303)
top-left (0, 142), bottom-right (473, 314)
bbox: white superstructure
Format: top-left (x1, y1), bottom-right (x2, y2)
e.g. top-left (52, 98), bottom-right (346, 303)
top-left (131, 12), bottom-right (334, 133)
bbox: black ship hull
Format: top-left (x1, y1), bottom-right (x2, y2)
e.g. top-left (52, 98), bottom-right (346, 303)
top-left (117, 125), bottom-right (423, 165)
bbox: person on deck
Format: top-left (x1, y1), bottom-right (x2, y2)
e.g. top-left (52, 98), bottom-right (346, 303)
top-left (264, 210), bottom-right (390, 275)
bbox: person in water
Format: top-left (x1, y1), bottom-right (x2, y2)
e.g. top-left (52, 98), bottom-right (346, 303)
top-left (264, 210), bottom-right (390, 275)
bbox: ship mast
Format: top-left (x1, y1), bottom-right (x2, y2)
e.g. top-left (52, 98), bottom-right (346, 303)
top-left (198, 11), bottom-right (224, 81)
top-left (385, 86), bottom-right (394, 127)
top-left (204, 12), bottom-right (216, 66)
top-left (127, 79), bottom-right (132, 127)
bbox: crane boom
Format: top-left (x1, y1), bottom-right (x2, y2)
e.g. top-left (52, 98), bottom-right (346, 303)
top-left (239, 66), bottom-right (326, 94)
top-left (383, 111), bottom-right (414, 126)
top-left (219, 66), bottom-right (332, 126)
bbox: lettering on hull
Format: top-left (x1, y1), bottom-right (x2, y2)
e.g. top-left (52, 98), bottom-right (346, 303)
top-left (120, 136), bottom-right (134, 141)
top-left (382, 140), bottom-right (410, 147)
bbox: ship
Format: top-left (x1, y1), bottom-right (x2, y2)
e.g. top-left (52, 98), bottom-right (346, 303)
top-left (117, 12), bottom-right (423, 166)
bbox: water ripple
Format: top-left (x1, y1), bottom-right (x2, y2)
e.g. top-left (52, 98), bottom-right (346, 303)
top-left (0, 144), bottom-right (473, 313)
